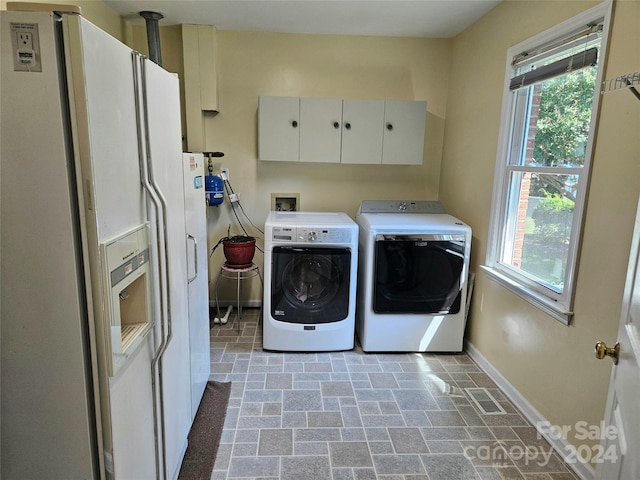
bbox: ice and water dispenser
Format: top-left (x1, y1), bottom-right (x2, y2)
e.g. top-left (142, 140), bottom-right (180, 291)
top-left (101, 224), bottom-right (153, 375)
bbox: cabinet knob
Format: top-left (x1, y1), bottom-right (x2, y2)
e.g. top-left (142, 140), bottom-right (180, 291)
top-left (333, 121), bottom-right (340, 129)
top-left (345, 122), bottom-right (351, 130)
top-left (386, 123), bottom-right (393, 131)
top-left (292, 120), bottom-right (298, 128)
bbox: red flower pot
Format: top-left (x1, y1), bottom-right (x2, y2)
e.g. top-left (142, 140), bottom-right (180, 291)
top-left (223, 238), bottom-right (256, 267)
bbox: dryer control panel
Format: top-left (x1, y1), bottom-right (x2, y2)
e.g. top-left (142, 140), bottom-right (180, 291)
top-left (271, 226), bottom-right (352, 244)
top-left (358, 200), bottom-right (446, 214)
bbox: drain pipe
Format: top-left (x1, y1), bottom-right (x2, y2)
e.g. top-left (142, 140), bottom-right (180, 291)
top-left (139, 11), bottom-right (164, 66)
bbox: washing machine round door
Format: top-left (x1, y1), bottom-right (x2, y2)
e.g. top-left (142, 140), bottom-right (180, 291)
top-left (270, 246), bottom-right (351, 324)
top-left (283, 254), bottom-right (339, 306)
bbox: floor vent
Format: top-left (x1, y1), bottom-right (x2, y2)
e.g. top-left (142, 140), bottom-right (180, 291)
top-left (465, 387), bottom-right (506, 415)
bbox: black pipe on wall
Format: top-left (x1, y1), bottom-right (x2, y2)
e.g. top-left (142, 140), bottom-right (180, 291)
top-left (139, 11), bottom-right (164, 66)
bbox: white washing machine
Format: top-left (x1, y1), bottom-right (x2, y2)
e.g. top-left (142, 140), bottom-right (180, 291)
top-left (356, 200), bottom-right (472, 352)
top-left (263, 211), bottom-right (358, 351)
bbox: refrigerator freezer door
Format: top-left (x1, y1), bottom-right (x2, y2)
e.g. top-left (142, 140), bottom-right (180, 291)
top-left (183, 152), bottom-right (211, 418)
top-left (67, 16), bottom-right (157, 478)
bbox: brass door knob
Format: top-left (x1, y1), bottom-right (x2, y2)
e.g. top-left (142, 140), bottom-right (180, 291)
top-left (595, 341), bottom-right (620, 364)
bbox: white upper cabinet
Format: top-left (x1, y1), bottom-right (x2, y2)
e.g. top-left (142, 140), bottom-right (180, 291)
top-left (341, 100), bottom-right (385, 165)
top-left (258, 96), bottom-right (426, 165)
top-left (299, 98), bottom-right (343, 163)
top-left (382, 100), bottom-right (426, 166)
top-left (258, 96), bottom-right (300, 161)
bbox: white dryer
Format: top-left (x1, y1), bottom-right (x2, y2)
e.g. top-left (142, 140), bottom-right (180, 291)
top-left (263, 211), bottom-right (358, 351)
top-left (356, 201), bottom-right (472, 352)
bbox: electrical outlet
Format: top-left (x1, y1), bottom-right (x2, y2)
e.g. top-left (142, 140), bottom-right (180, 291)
top-left (17, 32), bottom-right (33, 49)
top-left (221, 168), bottom-right (229, 181)
top-left (10, 23), bottom-right (41, 72)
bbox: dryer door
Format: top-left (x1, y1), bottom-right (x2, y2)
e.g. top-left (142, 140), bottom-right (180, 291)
top-left (271, 246), bottom-right (351, 324)
top-left (373, 234), bottom-right (466, 314)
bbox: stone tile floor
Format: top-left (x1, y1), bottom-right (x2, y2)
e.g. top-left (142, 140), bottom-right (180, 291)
top-left (209, 308), bottom-right (578, 480)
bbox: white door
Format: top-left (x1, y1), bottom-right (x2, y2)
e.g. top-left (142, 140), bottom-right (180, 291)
top-left (595, 196), bottom-right (640, 479)
top-left (183, 153), bottom-right (211, 419)
top-left (258, 96), bottom-right (300, 161)
top-left (381, 100), bottom-right (426, 165)
top-left (341, 99), bottom-right (385, 164)
top-left (299, 97), bottom-right (342, 163)
top-left (144, 58), bottom-right (193, 479)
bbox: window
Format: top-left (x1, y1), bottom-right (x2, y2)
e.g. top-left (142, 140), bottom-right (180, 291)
top-left (485, 3), bottom-right (612, 324)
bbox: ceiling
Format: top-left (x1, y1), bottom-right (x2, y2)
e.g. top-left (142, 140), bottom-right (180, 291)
top-left (104, 0), bottom-right (502, 38)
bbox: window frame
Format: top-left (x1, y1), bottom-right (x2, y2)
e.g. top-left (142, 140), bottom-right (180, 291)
top-left (484, 1), bottom-right (613, 325)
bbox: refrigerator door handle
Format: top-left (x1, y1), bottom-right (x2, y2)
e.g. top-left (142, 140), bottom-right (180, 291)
top-left (132, 51), bottom-right (169, 480)
top-left (141, 58), bottom-right (173, 357)
top-left (187, 233), bottom-right (198, 283)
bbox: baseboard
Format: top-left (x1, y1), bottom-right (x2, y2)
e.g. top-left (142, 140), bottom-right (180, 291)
top-left (464, 340), bottom-right (595, 480)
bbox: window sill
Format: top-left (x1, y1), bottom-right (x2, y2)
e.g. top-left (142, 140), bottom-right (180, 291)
top-left (480, 265), bottom-right (573, 325)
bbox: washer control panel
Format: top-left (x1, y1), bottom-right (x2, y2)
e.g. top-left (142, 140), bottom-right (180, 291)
top-left (271, 226), bottom-right (352, 244)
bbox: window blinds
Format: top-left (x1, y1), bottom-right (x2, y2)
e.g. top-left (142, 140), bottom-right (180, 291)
top-left (509, 47), bottom-right (598, 91)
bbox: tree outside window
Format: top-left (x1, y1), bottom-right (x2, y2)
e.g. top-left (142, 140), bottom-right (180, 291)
top-left (509, 68), bottom-right (596, 291)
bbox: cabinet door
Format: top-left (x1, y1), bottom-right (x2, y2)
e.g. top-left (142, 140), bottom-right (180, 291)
top-left (258, 96), bottom-right (300, 161)
top-left (299, 98), bottom-right (342, 163)
top-left (382, 100), bottom-right (426, 165)
top-left (341, 99), bottom-right (385, 164)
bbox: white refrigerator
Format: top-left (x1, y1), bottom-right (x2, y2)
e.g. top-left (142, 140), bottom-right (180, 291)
top-left (1, 8), bottom-right (208, 480)
top-left (182, 152), bottom-right (211, 420)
